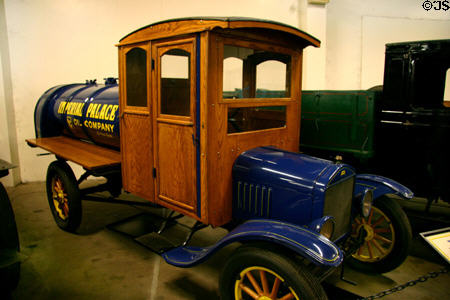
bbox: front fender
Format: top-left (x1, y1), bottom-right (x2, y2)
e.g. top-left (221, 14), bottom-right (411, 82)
top-left (163, 219), bottom-right (343, 268)
top-left (354, 174), bottom-right (413, 200)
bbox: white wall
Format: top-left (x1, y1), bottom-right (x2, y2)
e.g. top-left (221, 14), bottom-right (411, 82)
top-left (0, 56), bottom-right (15, 187)
top-left (326, 0), bottom-right (450, 90)
top-left (1, 0), bottom-right (449, 185)
top-left (0, 0), bottom-right (305, 185)
top-left (0, 47), bottom-right (12, 186)
top-left (0, 0), bottom-right (19, 187)
top-left (302, 3), bottom-right (328, 90)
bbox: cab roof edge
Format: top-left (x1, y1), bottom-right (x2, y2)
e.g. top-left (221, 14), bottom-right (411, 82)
top-left (118, 17), bottom-right (320, 48)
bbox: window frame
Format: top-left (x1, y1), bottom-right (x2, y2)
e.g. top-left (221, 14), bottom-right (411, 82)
top-left (121, 43), bottom-right (151, 115)
top-left (219, 37), bottom-right (295, 105)
top-left (218, 36), bottom-right (295, 135)
top-left (227, 105), bottom-right (288, 134)
top-left (160, 48), bottom-right (192, 117)
top-left (155, 37), bottom-right (196, 124)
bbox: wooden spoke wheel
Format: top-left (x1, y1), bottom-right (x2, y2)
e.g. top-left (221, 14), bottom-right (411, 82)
top-left (46, 161), bottom-right (82, 232)
top-left (351, 206), bottom-right (395, 262)
top-left (220, 244), bottom-right (328, 300)
top-left (51, 176), bottom-right (70, 220)
top-left (348, 196), bottom-right (412, 273)
top-left (234, 266), bottom-right (299, 300)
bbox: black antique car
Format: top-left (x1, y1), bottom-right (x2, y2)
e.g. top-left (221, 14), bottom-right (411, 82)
top-left (301, 39), bottom-right (450, 209)
top-left (0, 160), bottom-right (20, 295)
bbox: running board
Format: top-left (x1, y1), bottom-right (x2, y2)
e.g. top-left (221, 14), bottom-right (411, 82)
top-left (108, 212), bottom-right (207, 254)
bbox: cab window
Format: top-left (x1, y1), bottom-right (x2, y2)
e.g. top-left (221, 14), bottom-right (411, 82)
top-left (160, 49), bottom-right (191, 116)
top-left (223, 44), bottom-right (290, 133)
top-left (228, 106), bottom-right (287, 133)
top-left (126, 47), bottom-right (147, 107)
top-left (223, 45), bottom-right (291, 99)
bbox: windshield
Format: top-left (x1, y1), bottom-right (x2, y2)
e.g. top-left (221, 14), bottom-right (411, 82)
top-left (222, 45), bottom-right (291, 99)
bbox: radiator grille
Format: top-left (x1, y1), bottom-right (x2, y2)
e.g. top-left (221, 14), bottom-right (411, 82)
top-left (323, 177), bottom-right (354, 240)
top-left (237, 181), bottom-right (272, 218)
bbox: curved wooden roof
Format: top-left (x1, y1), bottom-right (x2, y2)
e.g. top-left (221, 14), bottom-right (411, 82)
top-left (119, 17), bottom-right (320, 48)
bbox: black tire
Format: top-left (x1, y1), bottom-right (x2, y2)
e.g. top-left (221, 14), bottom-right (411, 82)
top-left (0, 182), bottom-right (20, 294)
top-left (46, 161), bottom-right (82, 232)
top-left (348, 196), bottom-right (412, 273)
top-left (106, 174), bottom-right (122, 197)
top-left (219, 244), bottom-right (328, 300)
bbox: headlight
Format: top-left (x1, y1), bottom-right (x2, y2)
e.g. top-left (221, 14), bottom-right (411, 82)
top-left (361, 189), bottom-right (373, 217)
top-left (319, 217), bottom-right (335, 239)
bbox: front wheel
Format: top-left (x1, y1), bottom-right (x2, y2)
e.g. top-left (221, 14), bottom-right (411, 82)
top-left (219, 244), bottom-right (327, 300)
top-left (348, 196), bottom-right (412, 273)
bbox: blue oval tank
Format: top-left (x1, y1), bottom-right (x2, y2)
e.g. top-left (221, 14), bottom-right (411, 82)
top-left (34, 81), bottom-right (120, 149)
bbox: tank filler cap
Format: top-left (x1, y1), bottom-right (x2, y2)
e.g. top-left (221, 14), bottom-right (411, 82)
top-left (104, 77), bottom-right (118, 85)
top-left (85, 79), bottom-right (97, 85)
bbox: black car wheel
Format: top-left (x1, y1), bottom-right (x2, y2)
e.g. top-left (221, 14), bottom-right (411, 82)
top-left (349, 196), bottom-right (412, 273)
top-left (0, 182), bottom-right (20, 294)
top-left (46, 161), bottom-right (82, 232)
top-left (219, 244), bottom-right (327, 300)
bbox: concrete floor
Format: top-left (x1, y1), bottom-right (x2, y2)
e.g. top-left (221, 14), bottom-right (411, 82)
top-left (5, 182), bottom-right (450, 300)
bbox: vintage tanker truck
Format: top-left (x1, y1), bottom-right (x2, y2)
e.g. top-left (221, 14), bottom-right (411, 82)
top-left (27, 18), bottom-right (413, 300)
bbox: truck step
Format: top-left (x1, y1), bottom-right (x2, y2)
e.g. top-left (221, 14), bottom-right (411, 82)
top-left (107, 213), bottom-right (168, 238)
top-left (108, 212), bottom-right (205, 254)
top-left (135, 222), bottom-right (193, 254)
top-left (135, 232), bottom-right (178, 254)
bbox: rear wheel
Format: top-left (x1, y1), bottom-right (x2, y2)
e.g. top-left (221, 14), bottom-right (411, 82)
top-left (348, 196), bottom-right (412, 273)
top-left (46, 161), bottom-right (82, 232)
top-left (219, 244), bottom-right (327, 300)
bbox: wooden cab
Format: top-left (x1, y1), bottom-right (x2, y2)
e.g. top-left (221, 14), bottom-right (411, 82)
top-left (117, 17), bottom-right (320, 227)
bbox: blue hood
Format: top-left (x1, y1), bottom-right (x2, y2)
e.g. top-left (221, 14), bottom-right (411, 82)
top-left (232, 147), bottom-right (355, 225)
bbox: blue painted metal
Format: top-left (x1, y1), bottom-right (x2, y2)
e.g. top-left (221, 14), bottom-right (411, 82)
top-left (53, 84), bottom-right (96, 137)
top-left (34, 84), bottom-right (82, 138)
top-left (307, 215), bottom-right (334, 234)
top-left (232, 146), bottom-right (355, 225)
top-left (162, 219), bottom-right (342, 268)
top-left (354, 174), bottom-right (414, 200)
top-left (34, 82), bottom-right (120, 149)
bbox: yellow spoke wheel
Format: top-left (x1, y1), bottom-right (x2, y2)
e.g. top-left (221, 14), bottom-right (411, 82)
top-left (219, 244), bottom-right (328, 300)
top-left (235, 266), bottom-right (299, 300)
top-left (351, 206), bottom-right (395, 262)
top-left (348, 196), bottom-right (412, 273)
top-left (46, 161), bottom-right (82, 232)
top-left (52, 177), bottom-right (70, 220)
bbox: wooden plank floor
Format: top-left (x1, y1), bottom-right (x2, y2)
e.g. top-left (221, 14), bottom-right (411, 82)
top-left (26, 136), bottom-right (120, 170)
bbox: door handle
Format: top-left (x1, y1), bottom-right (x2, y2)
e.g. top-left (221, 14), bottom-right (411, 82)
top-left (192, 134), bottom-right (199, 147)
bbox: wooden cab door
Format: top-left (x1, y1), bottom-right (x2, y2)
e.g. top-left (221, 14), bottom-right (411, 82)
top-left (152, 38), bottom-right (198, 216)
top-left (119, 43), bottom-right (154, 200)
